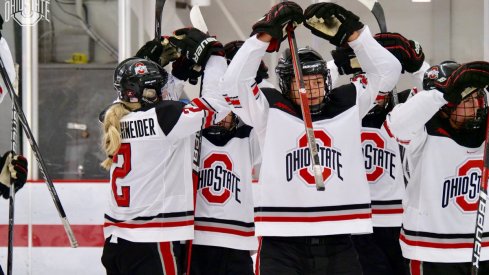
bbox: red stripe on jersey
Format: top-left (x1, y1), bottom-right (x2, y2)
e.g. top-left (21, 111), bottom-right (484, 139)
top-left (255, 213), bottom-right (371, 223)
top-left (410, 260), bottom-right (422, 275)
top-left (159, 242), bottom-right (177, 275)
top-left (400, 233), bottom-right (489, 249)
top-left (104, 220), bottom-right (194, 229)
top-left (383, 121), bottom-right (395, 138)
top-left (255, 237), bottom-right (263, 275)
top-left (194, 225), bottom-right (255, 237)
top-left (372, 208), bottom-right (404, 214)
top-left (252, 85), bottom-right (260, 97)
top-left (192, 98), bottom-right (214, 128)
top-left (383, 121), bottom-right (411, 145)
top-left (224, 96), bottom-right (241, 106)
top-left (0, 224), bottom-right (104, 247)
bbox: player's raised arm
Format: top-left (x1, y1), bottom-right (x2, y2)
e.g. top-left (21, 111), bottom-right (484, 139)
top-left (303, 3), bottom-right (402, 117)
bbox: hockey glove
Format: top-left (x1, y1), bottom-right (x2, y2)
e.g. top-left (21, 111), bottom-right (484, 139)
top-left (436, 61), bottom-right (489, 104)
top-left (168, 28), bottom-right (224, 67)
top-left (331, 46), bottom-right (362, 75)
top-left (0, 151), bottom-right (28, 199)
top-left (374, 32), bottom-right (424, 73)
top-left (172, 55), bottom-right (202, 84)
top-left (304, 2), bottom-right (364, 47)
top-left (251, 1), bottom-right (304, 52)
top-left (135, 37), bottom-right (179, 68)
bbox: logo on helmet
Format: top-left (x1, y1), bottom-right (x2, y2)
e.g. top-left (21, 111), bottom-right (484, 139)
top-left (134, 62), bottom-right (148, 75)
top-left (426, 67), bottom-right (439, 80)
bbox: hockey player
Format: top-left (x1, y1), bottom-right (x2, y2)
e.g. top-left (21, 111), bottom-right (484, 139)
top-left (385, 61), bottom-right (489, 274)
top-left (187, 41), bottom-right (263, 275)
top-left (331, 32), bottom-right (428, 275)
top-left (220, 1), bottom-right (402, 273)
top-left (100, 29), bottom-right (228, 275)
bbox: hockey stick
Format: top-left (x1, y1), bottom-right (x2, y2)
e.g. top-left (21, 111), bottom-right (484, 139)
top-left (7, 67), bottom-right (18, 275)
top-left (184, 6), bottom-right (208, 274)
top-left (155, 0), bottom-right (166, 39)
top-left (357, 0), bottom-right (387, 33)
top-left (471, 110), bottom-right (489, 274)
top-left (0, 57), bottom-right (78, 248)
top-left (358, 0), bottom-right (409, 186)
top-left (285, 23), bottom-right (325, 191)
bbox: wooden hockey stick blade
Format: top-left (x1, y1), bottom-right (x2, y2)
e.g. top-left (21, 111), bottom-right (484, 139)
top-left (357, 0), bottom-right (387, 33)
top-left (190, 5), bottom-right (208, 34)
top-left (286, 24), bottom-right (325, 191)
top-left (155, 0), bottom-right (166, 39)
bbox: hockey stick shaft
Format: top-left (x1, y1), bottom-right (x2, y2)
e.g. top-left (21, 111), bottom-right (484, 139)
top-left (155, 0), bottom-right (166, 39)
top-left (358, 0), bottom-right (409, 186)
top-left (184, 5), bottom-right (209, 275)
top-left (286, 23), bottom-right (325, 191)
top-left (0, 57), bottom-right (78, 248)
top-left (357, 0), bottom-right (387, 33)
top-left (7, 74), bottom-right (18, 275)
top-left (471, 115), bottom-right (489, 275)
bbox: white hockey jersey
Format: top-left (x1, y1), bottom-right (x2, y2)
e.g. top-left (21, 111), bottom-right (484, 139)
top-left (220, 26), bottom-right (401, 237)
top-left (193, 126), bottom-right (261, 250)
top-left (362, 117), bottom-right (405, 227)
top-left (103, 56), bottom-right (229, 243)
top-left (386, 90), bottom-right (489, 262)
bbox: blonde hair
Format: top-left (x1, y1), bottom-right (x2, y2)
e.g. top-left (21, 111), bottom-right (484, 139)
top-left (100, 102), bottom-right (141, 170)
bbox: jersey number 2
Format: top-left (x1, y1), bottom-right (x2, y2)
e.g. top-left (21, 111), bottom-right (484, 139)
top-left (111, 143), bottom-right (131, 207)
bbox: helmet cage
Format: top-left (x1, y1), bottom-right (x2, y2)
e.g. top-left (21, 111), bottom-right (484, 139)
top-left (275, 47), bottom-right (331, 114)
top-left (442, 88), bottom-right (488, 131)
top-left (206, 113), bottom-right (240, 136)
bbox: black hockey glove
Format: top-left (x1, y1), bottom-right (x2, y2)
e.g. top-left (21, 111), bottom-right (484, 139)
top-left (436, 61), bottom-right (489, 104)
top-left (251, 1), bottom-right (304, 52)
top-left (135, 37), bottom-right (179, 68)
top-left (374, 32), bottom-right (424, 73)
top-left (168, 28), bottom-right (224, 67)
top-left (0, 151), bottom-right (28, 199)
top-left (172, 55), bottom-right (202, 84)
top-left (304, 2), bottom-right (364, 47)
top-left (330, 46), bottom-right (362, 75)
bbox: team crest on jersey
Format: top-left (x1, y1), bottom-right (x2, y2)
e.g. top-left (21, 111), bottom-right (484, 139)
top-left (134, 62), bottom-right (148, 75)
top-left (441, 159), bottom-right (482, 213)
top-left (285, 130), bottom-right (343, 187)
top-left (198, 153), bottom-right (241, 205)
top-left (351, 74), bottom-right (368, 89)
top-left (361, 131), bottom-right (396, 182)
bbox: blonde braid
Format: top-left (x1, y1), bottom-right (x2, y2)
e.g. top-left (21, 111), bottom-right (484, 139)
top-left (100, 102), bottom-right (141, 170)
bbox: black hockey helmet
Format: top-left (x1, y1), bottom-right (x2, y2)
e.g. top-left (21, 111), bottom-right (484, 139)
top-left (275, 47), bottom-right (331, 114)
top-left (224, 40), bottom-right (269, 84)
top-left (422, 61), bottom-right (460, 91)
top-left (424, 61), bottom-right (488, 130)
top-left (113, 58), bottom-right (168, 106)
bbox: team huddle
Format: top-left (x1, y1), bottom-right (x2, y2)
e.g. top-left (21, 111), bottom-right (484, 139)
top-left (98, 2), bottom-right (489, 275)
